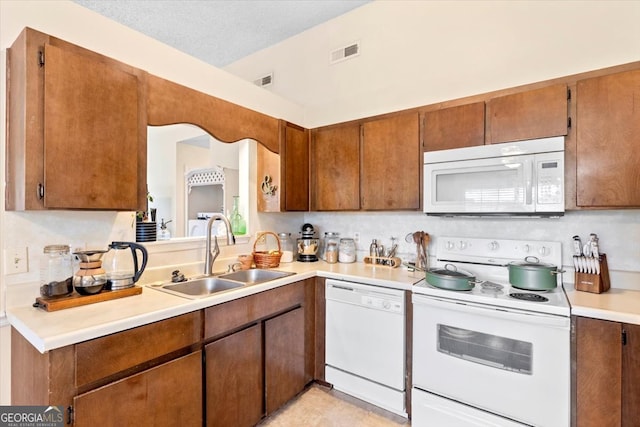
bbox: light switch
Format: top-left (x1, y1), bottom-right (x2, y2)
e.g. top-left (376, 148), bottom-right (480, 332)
top-left (4, 247), bottom-right (29, 274)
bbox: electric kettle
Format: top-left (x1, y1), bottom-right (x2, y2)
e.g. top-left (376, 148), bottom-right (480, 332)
top-left (102, 241), bottom-right (148, 290)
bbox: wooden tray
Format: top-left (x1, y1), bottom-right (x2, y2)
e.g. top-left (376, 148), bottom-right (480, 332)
top-left (34, 286), bottom-right (142, 312)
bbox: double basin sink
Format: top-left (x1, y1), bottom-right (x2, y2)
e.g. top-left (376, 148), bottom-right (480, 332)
top-left (150, 269), bottom-right (295, 299)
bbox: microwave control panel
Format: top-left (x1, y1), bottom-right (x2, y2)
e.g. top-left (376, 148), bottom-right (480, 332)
top-left (536, 152), bottom-right (564, 205)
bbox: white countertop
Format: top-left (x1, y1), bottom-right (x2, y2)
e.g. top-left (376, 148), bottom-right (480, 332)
top-left (9, 259), bottom-right (640, 354)
top-left (7, 260), bottom-right (424, 353)
top-left (566, 284), bottom-right (640, 325)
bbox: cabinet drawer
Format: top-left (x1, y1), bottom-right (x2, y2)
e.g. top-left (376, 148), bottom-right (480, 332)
top-left (74, 351), bottom-right (202, 427)
top-left (75, 312), bottom-right (201, 387)
top-left (204, 282), bottom-right (304, 339)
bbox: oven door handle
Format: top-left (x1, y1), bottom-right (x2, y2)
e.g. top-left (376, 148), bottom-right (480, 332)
top-left (413, 294), bottom-right (569, 328)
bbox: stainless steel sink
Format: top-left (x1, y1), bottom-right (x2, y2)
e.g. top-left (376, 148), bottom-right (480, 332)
top-left (149, 269), bottom-right (295, 299)
top-left (155, 277), bottom-right (244, 299)
top-left (218, 269), bottom-right (295, 285)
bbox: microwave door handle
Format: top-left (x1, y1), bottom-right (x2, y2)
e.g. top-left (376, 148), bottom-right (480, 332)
top-left (525, 160), bottom-right (533, 205)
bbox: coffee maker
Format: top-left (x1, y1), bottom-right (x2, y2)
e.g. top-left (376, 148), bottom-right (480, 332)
top-left (296, 223), bottom-right (319, 262)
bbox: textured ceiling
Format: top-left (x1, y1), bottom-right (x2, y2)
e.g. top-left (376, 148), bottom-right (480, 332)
top-left (73, 0), bottom-right (370, 67)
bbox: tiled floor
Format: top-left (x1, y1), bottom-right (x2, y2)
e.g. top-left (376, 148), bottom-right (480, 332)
top-left (259, 384), bottom-right (410, 426)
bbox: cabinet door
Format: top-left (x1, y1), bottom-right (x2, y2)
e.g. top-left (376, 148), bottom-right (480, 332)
top-left (205, 325), bottom-right (263, 427)
top-left (281, 121), bottom-right (310, 211)
top-left (575, 317), bottom-right (622, 427)
top-left (265, 307), bottom-right (306, 414)
top-left (43, 44), bottom-right (141, 210)
top-left (361, 113), bottom-right (421, 210)
top-left (73, 351), bottom-right (202, 427)
top-left (310, 124), bottom-right (360, 210)
top-left (623, 323), bottom-right (640, 427)
top-left (576, 69), bottom-right (640, 207)
top-left (486, 84), bottom-right (568, 144)
top-left (422, 102), bottom-right (485, 151)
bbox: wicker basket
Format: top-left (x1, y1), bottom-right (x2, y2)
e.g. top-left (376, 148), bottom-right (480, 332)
top-left (252, 231), bottom-right (282, 268)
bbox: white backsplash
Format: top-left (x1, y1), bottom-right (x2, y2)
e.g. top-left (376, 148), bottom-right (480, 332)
top-left (2, 209), bottom-right (639, 298)
top-left (303, 209), bottom-right (640, 291)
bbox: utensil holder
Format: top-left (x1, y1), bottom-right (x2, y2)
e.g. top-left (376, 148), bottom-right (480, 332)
top-left (363, 255), bottom-right (402, 268)
top-left (575, 253), bottom-right (610, 294)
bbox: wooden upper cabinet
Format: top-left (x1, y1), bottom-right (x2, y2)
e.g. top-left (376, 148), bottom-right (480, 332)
top-left (310, 123), bottom-right (360, 211)
top-left (281, 121), bottom-right (309, 211)
top-left (256, 121), bottom-right (310, 212)
top-left (361, 113), bottom-right (421, 210)
top-left (6, 27), bottom-right (147, 210)
top-left (422, 102), bottom-right (485, 151)
top-left (576, 69), bottom-right (640, 208)
top-left (486, 84), bottom-right (568, 144)
top-left (146, 74), bottom-right (280, 154)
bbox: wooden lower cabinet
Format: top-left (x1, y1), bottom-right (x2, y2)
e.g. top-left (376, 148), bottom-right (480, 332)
top-left (205, 307), bottom-right (308, 426)
top-left (205, 324), bottom-right (264, 427)
top-left (73, 351), bottom-right (202, 427)
top-left (574, 316), bottom-right (640, 427)
top-left (12, 281), bottom-right (316, 426)
top-left (265, 307), bottom-right (306, 414)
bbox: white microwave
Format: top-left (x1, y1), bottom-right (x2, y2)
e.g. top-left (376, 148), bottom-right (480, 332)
top-left (423, 137), bottom-right (564, 216)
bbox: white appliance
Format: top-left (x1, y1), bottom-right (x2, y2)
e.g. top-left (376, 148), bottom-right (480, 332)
top-left (412, 237), bottom-right (570, 427)
top-left (325, 279), bottom-right (406, 417)
top-left (423, 137), bottom-right (564, 216)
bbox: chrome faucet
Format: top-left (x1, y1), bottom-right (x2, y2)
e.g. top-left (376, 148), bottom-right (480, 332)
top-left (204, 214), bottom-right (236, 276)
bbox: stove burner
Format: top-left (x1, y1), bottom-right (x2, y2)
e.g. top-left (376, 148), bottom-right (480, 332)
top-left (509, 292), bottom-right (549, 302)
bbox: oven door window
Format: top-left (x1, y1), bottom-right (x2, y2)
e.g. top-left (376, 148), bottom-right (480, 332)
top-left (437, 324), bottom-right (533, 374)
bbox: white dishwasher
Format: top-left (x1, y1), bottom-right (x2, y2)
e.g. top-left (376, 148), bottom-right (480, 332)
top-left (325, 279), bottom-right (406, 417)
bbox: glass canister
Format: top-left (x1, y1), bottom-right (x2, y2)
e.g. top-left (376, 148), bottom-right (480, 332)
top-left (278, 232), bottom-right (294, 263)
top-left (40, 245), bottom-right (74, 297)
top-left (325, 242), bottom-right (339, 264)
top-left (321, 232), bottom-right (340, 261)
top-left (338, 238), bottom-right (357, 263)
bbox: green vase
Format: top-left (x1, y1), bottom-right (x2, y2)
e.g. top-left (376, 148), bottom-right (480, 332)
top-left (230, 196), bottom-right (246, 235)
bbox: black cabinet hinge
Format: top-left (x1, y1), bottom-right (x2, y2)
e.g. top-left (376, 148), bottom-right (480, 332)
top-left (567, 87), bottom-right (571, 100)
top-left (622, 329), bottom-right (628, 346)
top-left (38, 49), bottom-right (44, 68)
top-left (567, 117), bottom-right (572, 129)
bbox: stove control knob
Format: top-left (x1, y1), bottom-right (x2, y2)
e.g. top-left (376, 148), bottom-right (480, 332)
top-left (458, 241), bottom-right (467, 250)
top-left (446, 241), bottom-right (455, 250)
top-left (488, 241), bottom-right (499, 251)
top-left (538, 246), bottom-right (550, 256)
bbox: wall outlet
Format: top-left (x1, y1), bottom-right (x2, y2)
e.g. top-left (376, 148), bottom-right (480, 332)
top-left (353, 232), bottom-right (360, 244)
top-left (5, 247), bottom-right (29, 274)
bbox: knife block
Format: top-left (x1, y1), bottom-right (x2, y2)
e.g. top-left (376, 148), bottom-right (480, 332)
top-left (575, 254), bottom-right (610, 294)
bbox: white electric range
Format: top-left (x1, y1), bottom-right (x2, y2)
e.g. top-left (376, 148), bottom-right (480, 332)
top-left (412, 236), bottom-right (571, 427)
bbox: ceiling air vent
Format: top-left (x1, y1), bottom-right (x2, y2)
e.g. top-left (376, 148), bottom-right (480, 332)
top-left (253, 73), bottom-right (273, 88)
top-left (330, 41), bottom-right (360, 65)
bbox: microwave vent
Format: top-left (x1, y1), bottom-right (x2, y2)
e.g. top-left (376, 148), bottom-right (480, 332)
top-left (253, 73), bottom-right (273, 87)
top-left (330, 41), bottom-right (360, 64)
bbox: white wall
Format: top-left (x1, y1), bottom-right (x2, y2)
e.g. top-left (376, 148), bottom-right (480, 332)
top-left (225, 0), bottom-right (640, 127)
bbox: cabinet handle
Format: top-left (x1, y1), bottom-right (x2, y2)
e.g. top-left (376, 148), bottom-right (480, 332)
top-left (37, 183), bottom-right (44, 200)
top-left (622, 329), bottom-right (627, 346)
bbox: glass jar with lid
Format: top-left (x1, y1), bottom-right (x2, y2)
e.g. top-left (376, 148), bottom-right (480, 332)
top-left (40, 244), bottom-right (74, 297)
top-left (325, 242), bottom-right (339, 264)
top-left (321, 232), bottom-right (340, 261)
top-left (338, 238), bottom-right (357, 263)
top-left (277, 232), bottom-right (294, 263)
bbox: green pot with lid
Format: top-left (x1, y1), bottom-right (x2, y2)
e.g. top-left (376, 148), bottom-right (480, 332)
top-left (426, 264), bottom-right (479, 291)
top-left (507, 256), bottom-right (564, 291)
